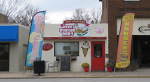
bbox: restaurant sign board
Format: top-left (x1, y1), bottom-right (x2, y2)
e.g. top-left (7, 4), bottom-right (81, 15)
top-left (59, 20), bottom-right (90, 37)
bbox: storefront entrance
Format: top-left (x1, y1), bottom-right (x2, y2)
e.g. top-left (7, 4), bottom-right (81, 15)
top-left (0, 43), bottom-right (9, 71)
top-left (91, 41), bottom-right (105, 71)
top-left (54, 42), bottom-right (79, 72)
top-left (132, 36), bottom-right (150, 68)
top-left (139, 36), bottom-right (150, 68)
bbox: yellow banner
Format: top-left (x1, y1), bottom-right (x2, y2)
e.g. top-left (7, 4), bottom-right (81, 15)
top-left (115, 13), bottom-right (135, 68)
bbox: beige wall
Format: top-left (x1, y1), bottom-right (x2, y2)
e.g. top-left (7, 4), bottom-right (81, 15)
top-left (9, 25), bottom-right (29, 72)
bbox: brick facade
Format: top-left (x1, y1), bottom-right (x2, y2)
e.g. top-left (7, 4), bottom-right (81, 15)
top-left (100, 0), bottom-right (150, 69)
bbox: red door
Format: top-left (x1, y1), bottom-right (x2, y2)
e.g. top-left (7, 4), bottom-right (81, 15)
top-left (91, 41), bottom-right (105, 71)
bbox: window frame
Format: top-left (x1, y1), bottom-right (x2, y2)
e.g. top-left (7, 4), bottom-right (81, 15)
top-left (54, 41), bottom-right (79, 56)
top-left (94, 44), bottom-right (103, 58)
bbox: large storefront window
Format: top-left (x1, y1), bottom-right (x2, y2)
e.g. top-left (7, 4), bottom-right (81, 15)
top-left (55, 42), bottom-right (79, 56)
top-left (0, 43), bottom-right (9, 71)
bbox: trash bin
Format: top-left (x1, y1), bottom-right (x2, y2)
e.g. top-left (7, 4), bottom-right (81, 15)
top-left (33, 60), bottom-right (45, 75)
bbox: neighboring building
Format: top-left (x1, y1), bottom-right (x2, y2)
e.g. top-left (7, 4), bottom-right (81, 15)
top-left (100, 0), bottom-right (150, 70)
top-left (0, 14), bottom-right (8, 23)
top-left (0, 14), bottom-right (29, 72)
top-left (42, 20), bottom-right (108, 72)
top-left (0, 24), bottom-right (29, 72)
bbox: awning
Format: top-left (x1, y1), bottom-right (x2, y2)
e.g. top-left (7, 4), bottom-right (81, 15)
top-left (0, 25), bottom-right (18, 42)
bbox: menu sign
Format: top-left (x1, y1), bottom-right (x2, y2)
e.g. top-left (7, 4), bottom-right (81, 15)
top-left (59, 20), bottom-right (89, 37)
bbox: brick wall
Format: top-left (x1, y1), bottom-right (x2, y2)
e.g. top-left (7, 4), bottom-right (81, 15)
top-left (100, 0), bottom-right (150, 68)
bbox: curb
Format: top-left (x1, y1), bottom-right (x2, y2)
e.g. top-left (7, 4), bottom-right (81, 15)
top-left (0, 75), bottom-right (150, 79)
top-left (0, 72), bottom-right (150, 79)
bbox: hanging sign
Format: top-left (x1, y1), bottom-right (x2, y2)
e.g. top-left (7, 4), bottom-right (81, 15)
top-left (116, 13), bottom-right (135, 68)
top-left (59, 20), bottom-right (90, 37)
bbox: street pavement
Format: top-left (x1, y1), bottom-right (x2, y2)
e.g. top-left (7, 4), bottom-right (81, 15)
top-left (0, 78), bottom-right (150, 82)
top-left (0, 71), bottom-right (150, 79)
top-left (0, 68), bottom-right (150, 79)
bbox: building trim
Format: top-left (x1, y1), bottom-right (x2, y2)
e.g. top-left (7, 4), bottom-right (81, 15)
top-left (44, 37), bottom-right (106, 40)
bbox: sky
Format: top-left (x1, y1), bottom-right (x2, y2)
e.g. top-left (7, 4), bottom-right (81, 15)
top-left (30, 0), bottom-right (102, 24)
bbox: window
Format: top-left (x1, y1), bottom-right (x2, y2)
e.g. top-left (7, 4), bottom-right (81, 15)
top-left (94, 44), bottom-right (102, 58)
top-left (0, 43), bottom-right (9, 60)
top-left (55, 42), bottom-right (79, 56)
top-left (0, 43), bottom-right (9, 71)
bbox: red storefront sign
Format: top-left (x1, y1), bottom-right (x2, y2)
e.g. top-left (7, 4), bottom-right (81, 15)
top-left (43, 43), bottom-right (53, 51)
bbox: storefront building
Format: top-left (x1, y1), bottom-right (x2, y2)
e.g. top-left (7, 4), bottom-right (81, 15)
top-left (0, 14), bottom-right (8, 23)
top-left (42, 20), bottom-right (108, 72)
top-left (0, 24), bottom-right (29, 72)
top-left (100, 0), bottom-right (150, 70)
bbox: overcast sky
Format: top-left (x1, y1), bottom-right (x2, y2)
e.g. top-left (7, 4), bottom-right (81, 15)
top-left (30, 0), bottom-right (102, 24)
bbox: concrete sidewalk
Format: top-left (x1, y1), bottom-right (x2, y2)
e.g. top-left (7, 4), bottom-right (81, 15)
top-left (0, 70), bottom-right (150, 79)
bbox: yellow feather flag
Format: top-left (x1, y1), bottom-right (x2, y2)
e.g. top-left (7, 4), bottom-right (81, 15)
top-left (115, 13), bottom-right (135, 68)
